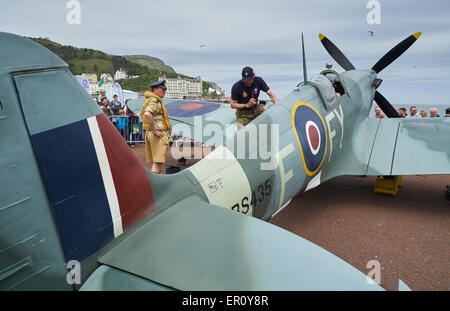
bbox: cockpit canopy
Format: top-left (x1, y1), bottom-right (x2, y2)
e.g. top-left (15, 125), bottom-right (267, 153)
top-left (307, 70), bottom-right (349, 110)
top-left (320, 69), bottom-right (347, 97)
top-left (309, 74), bottom-right (339, 109)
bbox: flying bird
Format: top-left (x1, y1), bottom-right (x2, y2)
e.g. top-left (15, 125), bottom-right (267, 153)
top-left (369, 31), bottom-right (374, 37)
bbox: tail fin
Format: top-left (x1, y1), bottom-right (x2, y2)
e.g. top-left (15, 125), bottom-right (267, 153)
top-left (0, 33), bottom-right (160, 290)
top-left (11, 42), bottom-right (156, 262)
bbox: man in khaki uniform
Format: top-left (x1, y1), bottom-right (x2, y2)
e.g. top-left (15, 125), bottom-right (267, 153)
top-left (230, 66), bottom-right (278, 129)
top-left (140, 80), bottom-right (172, 174)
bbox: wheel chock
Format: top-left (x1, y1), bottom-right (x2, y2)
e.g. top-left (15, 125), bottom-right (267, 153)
top-left (374, 176), bottom-right (402, 196)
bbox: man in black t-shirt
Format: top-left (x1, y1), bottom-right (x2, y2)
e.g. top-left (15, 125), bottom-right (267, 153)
top-left (230, 66), bottom-right (278, 128)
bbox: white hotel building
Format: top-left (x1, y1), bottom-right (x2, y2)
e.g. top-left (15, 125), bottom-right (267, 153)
top-left (159, 75), bottom-right (202, 99)
top-left (114, 69), bottom-right (127, 80)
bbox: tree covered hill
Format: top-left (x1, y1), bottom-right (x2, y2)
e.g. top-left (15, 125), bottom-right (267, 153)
top-left (30, 37), bottom-right (153, 77)
top-left (28, 37), bottom-right (217, 94)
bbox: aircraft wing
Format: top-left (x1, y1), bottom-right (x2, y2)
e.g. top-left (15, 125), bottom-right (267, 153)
top-left (366, 118), bottom-right (450, 175)
top-left (81, 195), bottom-right (382, 290)
top-left (127, 98), bottom-right (237, 145)
top-left (327, 117), bottom-right (450, 178)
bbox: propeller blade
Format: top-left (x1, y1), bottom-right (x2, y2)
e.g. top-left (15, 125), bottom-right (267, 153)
top-left (319, 33), bottom-right (356, 71)
top-left (374, 91), bottom-right (400, 118)
top-left (372, 32), bottom-right (422, 73)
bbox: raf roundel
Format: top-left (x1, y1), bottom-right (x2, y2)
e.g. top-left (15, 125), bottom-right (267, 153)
top-left (305, 121), bottom-right (321, 155)
top-left (181, 103), bottom-right (203, 111)
top-left (165, 100), bottom-right (221, 117)
top-left (291, 102), bottom-right (327, 176)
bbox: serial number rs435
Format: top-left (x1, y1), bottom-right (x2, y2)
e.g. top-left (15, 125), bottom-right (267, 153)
top-left (231, 177), bottom-right (273, 214)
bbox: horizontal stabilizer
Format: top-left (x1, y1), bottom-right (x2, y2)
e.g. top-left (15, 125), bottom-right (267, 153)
top-left (96, 196), bottom-right (382, 290)
top-left (81, 265), bottom-right (173, 291)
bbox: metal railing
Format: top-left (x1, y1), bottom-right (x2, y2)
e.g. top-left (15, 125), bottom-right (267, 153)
top-left (108, 115), bottom-right (145, 144)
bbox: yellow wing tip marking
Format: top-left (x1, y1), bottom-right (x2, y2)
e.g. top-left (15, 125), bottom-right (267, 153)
top-left (319, 33), bottom-right (325, 41)
top-left (413, 32), bottom-right (422, 39)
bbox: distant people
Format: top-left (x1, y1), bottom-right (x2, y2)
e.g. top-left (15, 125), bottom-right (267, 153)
top-left (116, 109), bottom-right (129, 141)
top-left (230, 66), bottom-right (278, 129)
top-left (124, 99), bottom-right (139, 148)
top-left (124, 98), bottom-right (138, 118)
top-left (409, 105), bottom-right (420, 118)
top-left (370, 107), bottom-right (385, 119)
top-left (97, 89), bottom-right (107, 105)
top-left (100, 97), bottom-right (113, 116)
top-left (429, 108), bottom-right (440, 118)
top-left (124, 99), bottom-right (132, 116)
top-left (398, 107), bottom-right (407, 118)
top-left (420, 110), bottom-right (427, 118)
top-left (445, 107), bottom-right (450, 117)
top-left (125, 98), bottom-right (144, 142)
top-left (109, 94), bottom-right (122, 115)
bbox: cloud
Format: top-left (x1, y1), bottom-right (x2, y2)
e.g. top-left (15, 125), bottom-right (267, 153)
top-left (1, 0), bottom-right (449, 103)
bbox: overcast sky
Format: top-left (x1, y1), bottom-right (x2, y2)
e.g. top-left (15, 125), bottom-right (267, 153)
top-left (1, 0), bottom-right (449, 107)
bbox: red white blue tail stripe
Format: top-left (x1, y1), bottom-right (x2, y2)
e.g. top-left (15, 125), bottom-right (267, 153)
top-left (30, 114), bottom-right (155, 262)
top-left (87, 116), bottom-right (123, 237)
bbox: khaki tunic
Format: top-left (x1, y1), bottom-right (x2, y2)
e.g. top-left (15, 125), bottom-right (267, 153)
top-left (140, 97), bottom-right (169, 131)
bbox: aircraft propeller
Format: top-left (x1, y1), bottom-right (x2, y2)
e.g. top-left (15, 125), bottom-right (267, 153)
top-left (373, 91), bottom-right (399, 118)
top-left (318, 33), bottom-right (422, 118)
top-left (371, 33), bottom-right (422, 74)
top-left (318, 34), bottom-right (355, 71)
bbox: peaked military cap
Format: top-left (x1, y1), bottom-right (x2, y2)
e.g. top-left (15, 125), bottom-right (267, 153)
top-left (151, 80), bottom-right (167, 90)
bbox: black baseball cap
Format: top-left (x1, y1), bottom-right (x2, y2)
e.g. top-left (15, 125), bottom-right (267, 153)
top-left (242, 66), bottom-right (254, 82)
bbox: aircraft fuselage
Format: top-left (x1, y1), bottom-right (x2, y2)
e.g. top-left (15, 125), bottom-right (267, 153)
top-left (164, 70), bottom-right (378, 220)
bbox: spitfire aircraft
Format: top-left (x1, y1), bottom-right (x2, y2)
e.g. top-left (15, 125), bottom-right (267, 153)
top-left (0, 31), bottom-right (448, 291)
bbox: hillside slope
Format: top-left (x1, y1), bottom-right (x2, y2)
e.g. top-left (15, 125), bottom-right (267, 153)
top-left (124, 55), bottom-right (175, 73)
top-left (28, 37), bottom-right (220, 95)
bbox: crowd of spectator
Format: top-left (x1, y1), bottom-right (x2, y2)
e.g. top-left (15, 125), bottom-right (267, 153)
top-left (371, 106), bottom-right (450, 118)
top-left (95, 91), bottom-right (142, 147)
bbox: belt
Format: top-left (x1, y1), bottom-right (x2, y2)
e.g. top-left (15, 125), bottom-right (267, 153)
top-left (146, 128), bottom-right (168, 132)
